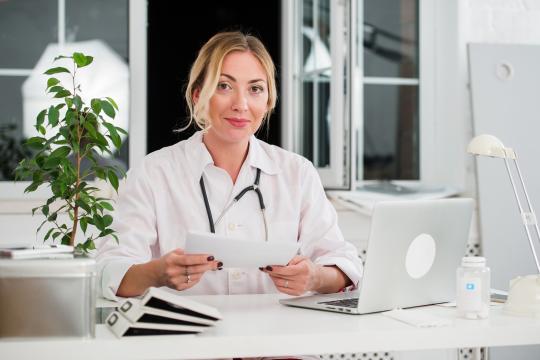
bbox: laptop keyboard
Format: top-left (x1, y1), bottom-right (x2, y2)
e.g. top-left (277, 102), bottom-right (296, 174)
top-left (318, 298), bottom-right (358, 308)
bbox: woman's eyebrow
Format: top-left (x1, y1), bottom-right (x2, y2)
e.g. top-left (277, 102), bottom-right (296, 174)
top-left (220, 73), bottom-right (266, 84)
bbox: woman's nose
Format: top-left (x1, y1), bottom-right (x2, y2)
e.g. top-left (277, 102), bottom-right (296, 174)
top-left (232, 91), bottom-right (248, 112)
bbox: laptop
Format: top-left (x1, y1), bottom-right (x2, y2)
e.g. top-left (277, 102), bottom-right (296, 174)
top-left (280, 198), bottom-right (474, 314)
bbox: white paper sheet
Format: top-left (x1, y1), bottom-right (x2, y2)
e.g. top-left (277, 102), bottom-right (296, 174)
top-left (185, 231), bottom-right (300, 268)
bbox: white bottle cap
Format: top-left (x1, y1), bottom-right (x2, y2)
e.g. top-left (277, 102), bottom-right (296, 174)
top-left (461, 256), bottom-right (486, 267)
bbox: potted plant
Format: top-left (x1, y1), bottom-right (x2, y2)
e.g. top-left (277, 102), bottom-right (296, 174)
top-left (15, 51), bottom-right (126, 253)
top-left (0, 52), bottom-right (127, 338)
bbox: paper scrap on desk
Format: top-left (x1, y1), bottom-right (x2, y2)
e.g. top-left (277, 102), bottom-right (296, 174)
top-left (383, 309), bottom-right (452, 328)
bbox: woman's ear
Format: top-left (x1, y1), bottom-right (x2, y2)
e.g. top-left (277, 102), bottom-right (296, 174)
top-left (193, 88), bottom-right (201, 105)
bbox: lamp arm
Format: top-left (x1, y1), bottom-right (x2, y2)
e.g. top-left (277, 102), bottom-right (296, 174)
top-left (513, 156), bottom-right (540, 242)
top-left (504, 156), bottom-right (540, 273)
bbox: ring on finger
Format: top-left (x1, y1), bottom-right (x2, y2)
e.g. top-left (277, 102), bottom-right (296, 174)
top-left (185, 266), bottom-right (190, 276)
top-left (285, 280), bottom-right (289, 288)
top-left (186, 274), bottom-right (192, 283)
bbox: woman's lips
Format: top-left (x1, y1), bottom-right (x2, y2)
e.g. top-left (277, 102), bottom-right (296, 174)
top-left (225, 118), bottom-right (250, 128)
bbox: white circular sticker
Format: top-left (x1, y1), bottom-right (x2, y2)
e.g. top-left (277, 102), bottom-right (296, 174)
top-left (405, 233), bottom-right (436, 279)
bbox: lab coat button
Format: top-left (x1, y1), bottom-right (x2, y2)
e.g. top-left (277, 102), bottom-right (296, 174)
top-left (231, 271), bottom-right (242, 280)
top-left (228, 223), bottom-right (236, 231)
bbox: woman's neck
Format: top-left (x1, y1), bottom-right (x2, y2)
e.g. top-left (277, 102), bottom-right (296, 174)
top-left (202, 132), bottom-right (249, 184)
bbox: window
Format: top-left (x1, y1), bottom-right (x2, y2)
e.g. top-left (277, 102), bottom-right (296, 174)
top-left (0, 0), bottom-right (140, 206)
top-left (282, 0), bottom-right (456, 190)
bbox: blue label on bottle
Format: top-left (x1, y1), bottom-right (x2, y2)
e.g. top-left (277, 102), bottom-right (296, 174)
top-left (466, 283), bottom-right (475, 290)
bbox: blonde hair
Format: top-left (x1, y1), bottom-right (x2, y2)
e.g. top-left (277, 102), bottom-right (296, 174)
top-left (184, 31), bottom-right (277, 131)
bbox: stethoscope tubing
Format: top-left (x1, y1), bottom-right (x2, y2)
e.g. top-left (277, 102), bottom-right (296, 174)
top-left (200, 168), bottom-right (268, 241)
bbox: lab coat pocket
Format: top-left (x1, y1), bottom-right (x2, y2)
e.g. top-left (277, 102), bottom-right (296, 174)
top-left (268, 221), bottom-right (299, 244)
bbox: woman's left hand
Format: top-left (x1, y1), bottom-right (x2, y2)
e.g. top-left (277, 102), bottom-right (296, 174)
top-left (261, 255), bottom-right (322, 296)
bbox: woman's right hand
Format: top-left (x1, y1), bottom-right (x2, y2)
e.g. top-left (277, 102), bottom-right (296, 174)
top-left (157, 249), bottom-right (222, 291)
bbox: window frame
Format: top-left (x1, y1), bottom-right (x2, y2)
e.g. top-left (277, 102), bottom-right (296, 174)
top-left (0, 0), bottom-right (148, 212)
top-left (281, 0), bottom-right (463, 191)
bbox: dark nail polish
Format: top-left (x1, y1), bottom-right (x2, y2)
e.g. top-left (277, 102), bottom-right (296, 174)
top-left (207, 256), bottom-right (215, 261)
top-left (265, 265), bottom-right (273, 271)
top-left (218, 267), bottom-right (223, 270)
top-left (259, 267), bottom-right (264, 271)
top-left (217, 261), bottom-right (223, 267)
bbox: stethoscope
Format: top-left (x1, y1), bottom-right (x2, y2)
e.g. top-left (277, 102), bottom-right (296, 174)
top-left (199, 168), bottom-right (269, 242)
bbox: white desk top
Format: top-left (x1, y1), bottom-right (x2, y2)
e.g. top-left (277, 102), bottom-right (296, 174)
top-left (2, 293), bottom-right (540, 359)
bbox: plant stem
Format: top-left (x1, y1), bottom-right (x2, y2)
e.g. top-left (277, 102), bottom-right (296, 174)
top-left (69, 62), bottom-right (80, 247)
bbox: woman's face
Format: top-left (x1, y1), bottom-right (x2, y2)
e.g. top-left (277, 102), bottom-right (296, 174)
top-left (206, 51), bottom-right (269, 145)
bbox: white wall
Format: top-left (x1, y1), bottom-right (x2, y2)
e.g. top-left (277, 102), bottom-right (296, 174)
top-left (460, 0), bottom-right (540, 198)
top-left (459, 2), bottom-right (540, 359)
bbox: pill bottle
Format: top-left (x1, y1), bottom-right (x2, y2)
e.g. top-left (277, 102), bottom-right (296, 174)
top-left (456, 256), bottom-right (490, 319)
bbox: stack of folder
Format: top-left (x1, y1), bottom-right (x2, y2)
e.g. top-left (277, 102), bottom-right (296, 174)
top-left (106, 287), bottom-right (222, 337)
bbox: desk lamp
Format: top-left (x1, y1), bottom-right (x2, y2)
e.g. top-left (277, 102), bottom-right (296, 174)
top-left (468, 134), bottom-right (540, 316)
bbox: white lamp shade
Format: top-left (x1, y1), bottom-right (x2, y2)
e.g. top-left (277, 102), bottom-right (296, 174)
top-left (467, 134), bottom-right (516, 159)
top-left (22, 40), bottom-right (129, 155)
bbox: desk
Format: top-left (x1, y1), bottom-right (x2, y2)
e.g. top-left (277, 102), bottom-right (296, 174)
top-left (2, 293), bottom-right (540, 359)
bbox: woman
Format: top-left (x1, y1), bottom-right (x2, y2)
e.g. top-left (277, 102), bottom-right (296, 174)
top-left (96, 31), bottom-right (362, 300)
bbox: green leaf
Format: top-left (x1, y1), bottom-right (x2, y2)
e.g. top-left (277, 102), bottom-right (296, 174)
top-left (112, 233), bottom-right (119, 244)
top-left (100, 100), bottom-right (115, 118)
top-left (102, 122), bottom-right (122, 149)
top-left (107, 170), bottom-right (119, 191)
top-left (107, 133), bottom-right (122, 149)
top-left (90, 99), bottom-right (101, 115)
top-left (93, 214), bottom-right (105, 231)
top-left (54, 89), bottom-right (71, 98)
top-left (73, 52), bottom-right (87, 67)
top-left (48, 105), bottom-right (59, 126)
top-left (50, 146), bottom-right (71, 158)
top-left (98, 228), bottom-right (114, 238)
top-left (80, 217), bottom-right (88, 233)
top-left (26, 136), bottom-right (46, 150)
top-left (83, 119), bottom-right (98, 138)
top-left (44, 227), bottom-right (55, 241)
top-left (100, 202), bottom-right (114, 211)
top-left (43, 156), bottom-right (62, 169)
top-left (73, 95), bottom-right (82, 111)
top-left (48, 212), bottom-right (58, 222)
top-left (84, 56), bottom-right (94, 66)
top-left (36, 109), bottom-right (47, 127)
top-left (42, 205), bottom-right (49, 216)
top-left (95, 168), bottom-right (106, 180)
top-left (115, 126), bottom-right (128, 135)
top-left (48, 85), bottom-right (64, 93)
top-left (75, 199), bottom-right (92, 214)
top-left (61, 234), bottom-right (71, 246)
top-left (102, 214), bottom-right (113, 228)
top-left (38, 125), bottom-right (46, 135)
top-left (95, 132), bottom-right (108, 147)
top-left (85, 239), bottom-right (96, 250)
top-left (47, 77), bottom-right (60, 89)
top-left (44, 67), bottom-right (70, 75)
top-left (106, 97), bottom-right (119, 110)
top-left (25, 182), bottom-right (40, 193)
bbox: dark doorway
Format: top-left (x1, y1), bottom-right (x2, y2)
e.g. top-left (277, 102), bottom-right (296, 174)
top-left (147, 1), bottom-right (282, 154)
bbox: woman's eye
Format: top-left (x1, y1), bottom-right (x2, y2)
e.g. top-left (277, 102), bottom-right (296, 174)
top-left (217, 82), bottom-right (231, 90)
top-left (250, 86), bottom-right (264, 94)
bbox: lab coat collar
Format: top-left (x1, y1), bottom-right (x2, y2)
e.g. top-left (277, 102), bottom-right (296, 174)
top-left (246, 134), bottom-right (281, 176)
top-left (184, 131), bottom-right (281, 181)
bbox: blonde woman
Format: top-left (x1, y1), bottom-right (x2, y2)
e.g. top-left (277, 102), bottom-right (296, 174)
top-left (96, 31), bottom-right (362, 300)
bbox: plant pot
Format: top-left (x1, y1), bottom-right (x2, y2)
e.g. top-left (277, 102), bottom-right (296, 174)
top-left (0, 257), bottom-right (96, 338)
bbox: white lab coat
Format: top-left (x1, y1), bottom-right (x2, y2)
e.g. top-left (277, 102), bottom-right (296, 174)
top-left (96, 131), bottom-right (362, 300)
